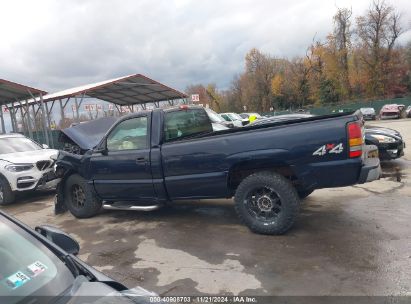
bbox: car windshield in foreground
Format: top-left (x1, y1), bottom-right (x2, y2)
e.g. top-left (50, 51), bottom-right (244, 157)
top-left (0, 217), bottom-right (74, 303)
top-left (0, 137), bottom-right (42, 154)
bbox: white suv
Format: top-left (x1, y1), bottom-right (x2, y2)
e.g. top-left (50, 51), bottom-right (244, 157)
top-left (0, 134), bottom-right (59, 205)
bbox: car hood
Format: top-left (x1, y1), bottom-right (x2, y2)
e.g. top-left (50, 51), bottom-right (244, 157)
top-left (365, 125), bottom-right (402, 139)
top-left (60, 117), bottom-right (118, 150)
top-left (0, 149), bottom-right (58, 164)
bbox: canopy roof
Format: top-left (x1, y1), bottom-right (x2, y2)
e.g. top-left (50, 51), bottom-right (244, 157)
top-left (0, 79), bottom-right (47, 106)
top-left (12, 74), bottom-right (187, 108)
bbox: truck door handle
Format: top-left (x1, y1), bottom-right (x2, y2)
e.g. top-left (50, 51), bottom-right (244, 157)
top-left (136, 157), bottom-right (147, 163)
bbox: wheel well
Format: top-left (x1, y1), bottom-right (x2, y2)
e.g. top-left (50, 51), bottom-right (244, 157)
top-left (0, 173), bottom-right (12, 188)
top-left (227, 163), bottom-right (297, 194)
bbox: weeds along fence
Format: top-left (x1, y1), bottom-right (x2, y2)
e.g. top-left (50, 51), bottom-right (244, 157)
top-left (310, 97), bottom-right (411, 116)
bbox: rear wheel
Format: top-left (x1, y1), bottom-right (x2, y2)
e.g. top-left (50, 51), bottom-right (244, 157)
top-left (64, 174), bottom-right (102, 218)
top-left (234, 172), bottom-right (300, 235)
top-left (0, 176), bottom-right (15, 205)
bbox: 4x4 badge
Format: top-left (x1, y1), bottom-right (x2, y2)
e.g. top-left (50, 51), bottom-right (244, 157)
top-left (313, 143), bottom-right (344, 156)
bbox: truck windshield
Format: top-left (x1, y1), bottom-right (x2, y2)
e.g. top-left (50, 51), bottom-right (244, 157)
top-left (0, 217), bottom-right (74, 303)
top-left (0, 137), bottom-right (42, 154)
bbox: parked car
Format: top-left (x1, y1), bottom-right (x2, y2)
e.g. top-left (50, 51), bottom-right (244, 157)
top-left (380, 104), bottom-right (402, 119)
top-left (54, 105), bottom-right (380, 235)
top-left (204, 108), bottom-right (234, 130)
top-left (360, 107), bottom-right (377, 120)
top-left (0, 210), bottom-right (154, 303)
top-left (365, 125), bottom-right (405, 160)
top-left (0, 134), bottom-right (58, 205)
top-left (220, 112), bottom-right (248, 127)
top-left (406, 105), bottom-right (411, 118)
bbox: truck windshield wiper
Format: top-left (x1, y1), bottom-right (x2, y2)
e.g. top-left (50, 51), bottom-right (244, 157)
top-left (63, 254), bottom-right (81, 278)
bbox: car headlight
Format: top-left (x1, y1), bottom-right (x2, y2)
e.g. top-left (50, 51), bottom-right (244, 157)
top-left (4, 164), bottom-right (34, 172)
top-left (370, 134), bottom-right (396, 143)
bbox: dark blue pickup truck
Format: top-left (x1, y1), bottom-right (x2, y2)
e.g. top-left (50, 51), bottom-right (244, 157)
top-left (55, 105), bottom-right (380, 235)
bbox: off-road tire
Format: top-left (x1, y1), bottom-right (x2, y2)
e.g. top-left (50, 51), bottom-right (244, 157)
top-left (0, 176), bottom-right (15, 205)
top-left (64, 174), bottom-right (102, 218)
top-left (297, 189), bottom-right (314, 199)
top-left (234, 172), bottom-right (300, 235)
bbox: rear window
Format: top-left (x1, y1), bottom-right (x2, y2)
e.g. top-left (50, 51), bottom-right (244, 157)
top-left (164, 109), bottom-right (212, 142)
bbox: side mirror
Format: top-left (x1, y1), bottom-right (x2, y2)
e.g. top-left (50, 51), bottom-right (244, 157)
top-left (42, 144), bottom-right (49, 149)
top-left (93, 146), bottom-right (107, 155)
top-left (35, 225), bottom-right (80, 255)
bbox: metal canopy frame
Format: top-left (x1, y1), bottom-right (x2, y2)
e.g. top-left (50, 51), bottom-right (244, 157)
top-left (0, 79), bottom-right (48, 142)
top-left (12, 74), bottom-right (187, 107)
top-left (12, 73), bottom-right (187, 125)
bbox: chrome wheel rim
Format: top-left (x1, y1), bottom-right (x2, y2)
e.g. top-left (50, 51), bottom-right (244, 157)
top-left (244, 186), bottom-right (282, 221)
top-left (71, 185), bottom-right (86, 208)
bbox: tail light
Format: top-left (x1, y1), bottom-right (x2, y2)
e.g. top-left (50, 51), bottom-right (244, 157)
top-left (347, 121), bottom-right (363, 158)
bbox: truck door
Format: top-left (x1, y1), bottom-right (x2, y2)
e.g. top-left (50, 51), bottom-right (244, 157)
top-left (90, 114), bottom-right (155, 201)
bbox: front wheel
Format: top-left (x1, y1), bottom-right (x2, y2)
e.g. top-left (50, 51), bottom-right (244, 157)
top-left (0, 176), bottom-right (15, 205)
top-left (234, 172), bottom-right (300, 235)
top-left (64, 174), bottom-right (102, 218)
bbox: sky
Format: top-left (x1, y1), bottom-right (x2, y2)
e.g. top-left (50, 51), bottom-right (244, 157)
top-left (1, 0), bottom-right (411, 95)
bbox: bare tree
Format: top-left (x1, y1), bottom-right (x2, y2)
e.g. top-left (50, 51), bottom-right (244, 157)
top-left (244, 48), bottom-right (278, 111)
top-left (333, 7), bottom-right (352, 98)
top-left (356, 0), bottom-right (402, 96)
top-left (289, 58), bottom-right (311, 108)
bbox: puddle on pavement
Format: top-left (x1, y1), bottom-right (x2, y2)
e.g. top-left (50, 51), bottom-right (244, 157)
top-left (380, 160), bottom-right (409, 183)
top-left (381, 167), bottom-right (402, 182)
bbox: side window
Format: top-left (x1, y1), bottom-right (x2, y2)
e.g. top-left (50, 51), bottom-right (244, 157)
top-left (164, 109), bottom-right (212, 142)
top-left (107, 116), bottom-right (148, 151)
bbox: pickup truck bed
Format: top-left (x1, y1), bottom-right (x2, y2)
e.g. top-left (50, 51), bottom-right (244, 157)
top-left (55, 106), bottom-right (380, 235)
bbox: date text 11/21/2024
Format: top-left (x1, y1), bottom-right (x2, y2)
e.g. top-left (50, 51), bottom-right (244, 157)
top-left (149, 296), bottom-right (258, 303)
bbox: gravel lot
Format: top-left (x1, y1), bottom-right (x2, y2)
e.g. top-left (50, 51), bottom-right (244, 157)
top-left (2, 119), bottom-right (411, 296)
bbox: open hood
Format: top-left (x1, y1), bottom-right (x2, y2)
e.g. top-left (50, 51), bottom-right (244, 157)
top-left (60, 117), bottom-right (118, 151)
